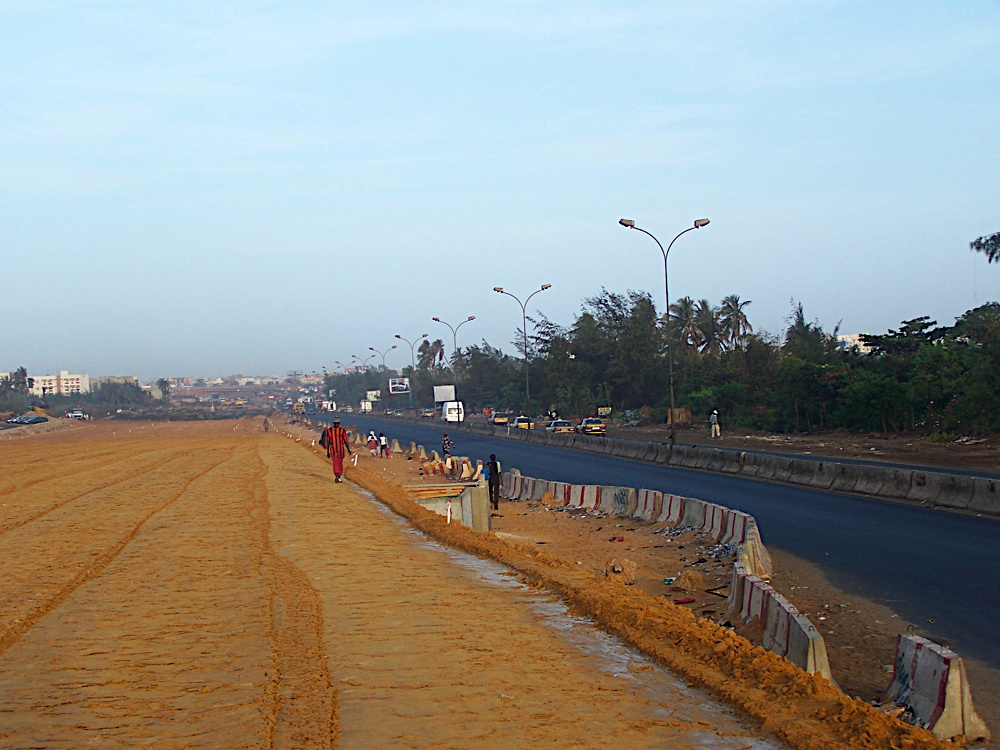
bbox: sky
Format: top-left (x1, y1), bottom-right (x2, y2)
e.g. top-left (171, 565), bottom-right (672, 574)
top-left (2, 1), bottom-right (999, 381)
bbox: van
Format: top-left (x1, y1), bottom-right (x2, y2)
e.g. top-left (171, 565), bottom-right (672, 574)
top-left (441, 401), bottom-right (465, 423)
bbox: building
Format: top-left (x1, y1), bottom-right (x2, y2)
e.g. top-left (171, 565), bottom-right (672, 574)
top-left (29, 370), bottom-right (91, 396)
top-left (99, 375), bottom-right (139, 386)
top-left (836, 333), bottom-right (872, 355)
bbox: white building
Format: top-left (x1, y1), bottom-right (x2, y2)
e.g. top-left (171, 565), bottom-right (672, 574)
top-left (836, 333), bottom-right (872, 355)
top-left (29, 370), bottom-right (91, 396)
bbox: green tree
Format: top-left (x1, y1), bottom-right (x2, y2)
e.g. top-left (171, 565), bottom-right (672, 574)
top-left (970, 231), bottom-right (1000, 264)
top-left (719, 294), bottom-right (753, 349)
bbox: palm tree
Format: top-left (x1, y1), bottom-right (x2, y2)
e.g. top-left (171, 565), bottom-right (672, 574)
top-left (970, 232), bottom-right (1000, 264)
top-left (669, 297), bottom-right (702, 349)
top-left (719, 294), bottom-right (753, 349)
top-left (695, 299), bottom-right (725, 356)
top-left (156, 378), bottom-right (172, 402)
top-left (417, 339), bottom-right (445, 370)
top-left (10, 366), bottom-right (29, 394)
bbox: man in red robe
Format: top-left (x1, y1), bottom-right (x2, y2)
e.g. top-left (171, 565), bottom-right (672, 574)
top-left (321, 418), bottom-right (352, 482)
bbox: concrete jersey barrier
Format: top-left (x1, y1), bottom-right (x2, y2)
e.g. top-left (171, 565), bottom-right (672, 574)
top-left (883, 634), bottom-right (989, 743)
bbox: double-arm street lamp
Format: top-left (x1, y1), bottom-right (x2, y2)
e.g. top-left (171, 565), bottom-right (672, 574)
top-left (394, 332), bottom-right (428, 408)
top-left (432, 315), bottom-right (476, 366)
top-left (493, 284), bottom-right (552, 417)
top-left (369, 345), bottom-right (397, 371)
top-left (619, 217), bottom-right (710, 450)
top-left (351, 353), bottom-right (376, 371)
top-left (394, 332), bottom-right (429, 371)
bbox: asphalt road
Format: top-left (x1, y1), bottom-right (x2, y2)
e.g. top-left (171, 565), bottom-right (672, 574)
top-left (321, 414), bottom-right (1000, 670)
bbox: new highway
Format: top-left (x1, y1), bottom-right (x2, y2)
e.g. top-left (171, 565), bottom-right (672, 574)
top-left (321, 414), bottom-right (1000, 671)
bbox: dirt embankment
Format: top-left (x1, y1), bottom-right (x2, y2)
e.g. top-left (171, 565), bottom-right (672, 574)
top-left (284, 428), bottom-right (950, 750)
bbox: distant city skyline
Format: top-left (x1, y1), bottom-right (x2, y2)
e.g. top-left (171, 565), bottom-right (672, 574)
top-left (2, 3), bottom-right (998, 381)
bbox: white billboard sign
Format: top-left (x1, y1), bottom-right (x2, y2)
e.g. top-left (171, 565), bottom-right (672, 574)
top-left (388, 378), bottom-right (410, 394)
top-left (433, 384), bottom-right (456, 403)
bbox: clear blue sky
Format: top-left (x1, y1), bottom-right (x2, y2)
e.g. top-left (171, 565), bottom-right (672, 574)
top-left (2, 2), bottom-right (998, 381)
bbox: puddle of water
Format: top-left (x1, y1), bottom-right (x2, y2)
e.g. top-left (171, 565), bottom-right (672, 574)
top-left (356, 487), bottom-right (785, 750)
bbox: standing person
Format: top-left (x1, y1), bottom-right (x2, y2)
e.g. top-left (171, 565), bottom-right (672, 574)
top-left (367, 431), bottom-right (379, 457)
top-left (378, 432), bottom-right (390, 458)
top-left (442, 432), bottom-right (455, 457)
top-left (710, 409), bottom-right (721, 438)
top-left (320, 418), bottom-right (352, 483)
top-left (486, 453), bottom-right (502, 511)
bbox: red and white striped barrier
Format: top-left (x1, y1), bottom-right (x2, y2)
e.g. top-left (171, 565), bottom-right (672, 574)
top-left (761, 592), bottom-right (798, 658)
top-left (656, 494), bottom-right (685, 524)
top-left (721, 511), bottom-right (750, 545)
top-left (883, 635), bottom-right (989, 742)
top-left (705, 503), bottom-right (730, 541)
top-left (635, 489), bottom-right (662, 521)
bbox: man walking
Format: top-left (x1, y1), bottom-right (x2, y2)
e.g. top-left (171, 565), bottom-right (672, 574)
top-left (710, 410), bottom-right (721, 438)
top-left (486, 453), bottom-right (502, 511)
top-left (321, 418), bottom-right (352, 482)
top-left (442, 432), bottom-right (455, 457)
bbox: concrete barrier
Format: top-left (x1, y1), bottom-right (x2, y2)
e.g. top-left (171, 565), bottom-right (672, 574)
top-left (680, 497), bottom-right (706, 528)
top-left (928, 474), bottom-right (975, 511)
top-left (970, 477), bottom-right (1000, 516)
top-left (762, 592), bottom-right (798, 657)
top-left (770, 457), bottom-right (798, 483)
top-left (690, 447), bottom-right (715, 470)
top-left (806, 461), bottom-right (837, 490)
top-left (705, 449), bottom-right (728, 472)
top-left (787, 613), bottom-right (833, 682)
top-left (652, 443), bottom-right (671, 465)
top-left (657, 494), bottom-right (685, 525)
top-left (738, 451), bottom-right (764, 478)
top-left (883, 635), bottom-right (989, 743)
top-left (738, 519), bottom-right (772, 579)
top-left (705, 503), bottom-right (729, 541)
top-left (753, 455), bottom-right (779, 481)
top-left (786, 460), bottom-right (818, 487)
top-left (829, 463), bottom-right (859, 493)
top-left (565, 484), bottom-right (587, 508)
top-left (599, 486), bottom-right (637, 516)
top-left (668, 445), bottom-right (693, 468)
top-left (721, 511), bottom-right (751, 545)
top-left (635, 489), bottom-right (662, 521)
top-left (390, 438), bottom-right (403, 454)
top-left (409, 441), bottom-right (418, 455)
top-left (718, 451), bottom-right (744, 474)
top-left (742, 576), bottom-right (773, 624)
top-left (853, 465), bottom-right (885, 495)
top-left (418, 445), bottom-right (428, 460)
top-left (874, 468), bottom-right (913, 500)
top-left (582, 485), bottom-right (602, 510)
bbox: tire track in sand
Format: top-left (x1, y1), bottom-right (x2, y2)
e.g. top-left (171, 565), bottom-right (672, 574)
top-left (0, 445), bottom-right (236, 659)
top-left (248, 444), bottom-right (337, 749)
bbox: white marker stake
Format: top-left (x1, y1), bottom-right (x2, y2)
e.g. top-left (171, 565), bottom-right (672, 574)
top-left (447, 498), bottom-right (452, 524)
top-left (351, 453), bottom-right (358, 466)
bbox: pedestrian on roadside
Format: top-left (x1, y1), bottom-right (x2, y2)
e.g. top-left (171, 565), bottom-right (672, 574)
top-left (710, 409), bottom-right (721, 438)
top-left (367, 431), bottom-right (378, 456)
top-left (379, 432), bottom-right (390, 458)
top-left (442, 432), bottom-right (455, 457)
top-left (320, 418), bottom-right (352, 483)
top-left (486, 453), bottom-right (502, 511)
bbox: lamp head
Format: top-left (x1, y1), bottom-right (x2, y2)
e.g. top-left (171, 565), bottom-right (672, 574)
top-left (390, 345), bottom-right (397, 350)
top-left (368, 347), bottom-right (375, 352)
top-left (432, 316), bottom-right (441, 322)
top-left (541, 283), bottom-right (552, 291)
top-left (694, 218), bottom-right (710, 228)
top-left (467, 315), bottom-right (476, 322)
top-left (619, 218), bottom-right (635, 228)
top-left (420, 333), bottom-right (428, 338)
top-left (394, 334), bottom-right (402, 340)
top-left (493, 287), bottom-right (503, 293)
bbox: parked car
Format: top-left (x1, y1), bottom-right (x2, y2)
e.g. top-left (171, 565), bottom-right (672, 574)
top-left (420, 408), bottom-right (437, 418)
top-left (511, 416), bottom-right (535, 430)
top-left (546, 419), bottom-right (575, 433)
top-left (576, 417), bottom-right (606, 435)
top-left (490, 411), bottom-right (512, 425)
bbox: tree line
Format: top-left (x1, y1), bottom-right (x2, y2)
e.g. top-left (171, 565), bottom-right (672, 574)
top-left (326, 290), bottom-right (1000, 437)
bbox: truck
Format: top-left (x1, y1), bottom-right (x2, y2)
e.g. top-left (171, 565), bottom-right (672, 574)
top-left (441, 401), bottom-right (465, 423)
top-left (292, 402), bottom-right (306, 416)
top-left (360, 400), bottom-right (373, 413)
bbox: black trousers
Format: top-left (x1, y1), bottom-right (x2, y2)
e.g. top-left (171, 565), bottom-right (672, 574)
top-left (488, 481), bottom-right (501, 509)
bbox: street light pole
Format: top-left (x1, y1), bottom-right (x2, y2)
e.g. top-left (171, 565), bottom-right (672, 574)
top-left (432, 315), bottom-right (476, 367)
top-left (395, 332), bottom-right (428, 408)
top-left (619, 218), bottom-right (710, 450)
top-left (493, 284), bottom-right (552, 417)
top-left (368, 345), bottom-right (397, 371)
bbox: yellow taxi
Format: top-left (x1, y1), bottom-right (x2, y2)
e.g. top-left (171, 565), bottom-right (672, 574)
top-left (576, 417), bottom-right (606, 436)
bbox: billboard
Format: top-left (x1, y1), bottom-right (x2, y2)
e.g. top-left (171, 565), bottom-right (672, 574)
top-left (366, 390), bottom-right (381, 402)
top-left (388, 378), bottom-right (410, 394)
top-left (433, 384), bottom-right (456, 403)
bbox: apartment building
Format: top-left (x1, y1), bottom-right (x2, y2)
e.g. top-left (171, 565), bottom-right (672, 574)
top-left (29, 370), bottom-right (91, 396)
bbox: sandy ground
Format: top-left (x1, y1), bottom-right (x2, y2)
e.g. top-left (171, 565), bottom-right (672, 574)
top-left (333, 424), bottom-right (995, 749)
top-left (2, 420), bottom-right (790, 749)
